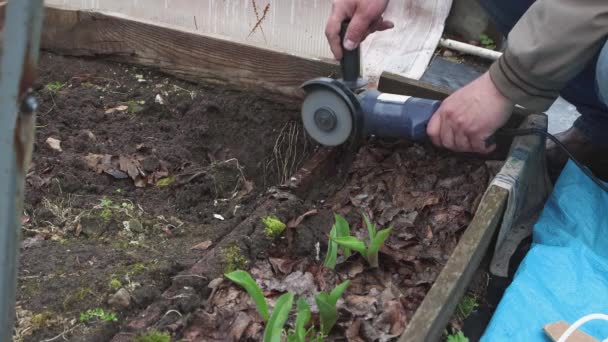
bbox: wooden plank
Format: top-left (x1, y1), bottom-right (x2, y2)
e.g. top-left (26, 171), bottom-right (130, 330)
top-left (378, 70), bottom-right (454, 100)
top-left (19, 5), bottom-right (339, 99)
top-left (544, 321), bottom-right (598, 342)
top-left (399, 185), bottom-right (508, 342)
top-left (378, 71), bottom-right (533, 120)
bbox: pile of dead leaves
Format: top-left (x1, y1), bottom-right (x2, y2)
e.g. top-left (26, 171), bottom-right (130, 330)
top-left (181, 142), bottom-right (491, 340)
top-left (85, 152), bottom-right (170, 188)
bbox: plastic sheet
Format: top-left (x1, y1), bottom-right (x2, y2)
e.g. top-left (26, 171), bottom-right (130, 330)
top-left (481, 160), bottom-right (608, 341)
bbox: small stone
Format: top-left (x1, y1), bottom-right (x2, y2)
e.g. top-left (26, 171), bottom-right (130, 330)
top-left (108, 288), bottom-right (131, 309)
top-left (442, 49), bottom-right (455, 57)
top-left (79, 129), bottom-right (96, 141)
top-left (46, 137), bottom-right (62, 152)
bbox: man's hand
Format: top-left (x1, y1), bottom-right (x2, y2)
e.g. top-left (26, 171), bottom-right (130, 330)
top-left (427, 72), bottom-right (514, 154)
top-left (325, 0), bottom-right (394, 60)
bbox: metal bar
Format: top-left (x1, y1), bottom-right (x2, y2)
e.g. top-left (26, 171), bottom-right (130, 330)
top-left (0, 0), bottom-right (44, 339)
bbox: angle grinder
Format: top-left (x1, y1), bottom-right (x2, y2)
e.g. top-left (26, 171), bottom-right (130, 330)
top-left (301, 21), bottom-right (442, 147)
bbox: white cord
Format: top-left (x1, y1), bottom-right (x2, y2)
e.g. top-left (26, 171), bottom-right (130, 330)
top-left (556, 313), bottom-right (608, 342)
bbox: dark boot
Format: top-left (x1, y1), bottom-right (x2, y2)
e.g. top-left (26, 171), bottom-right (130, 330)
top-left (546, 126), bottom-right (608, 182)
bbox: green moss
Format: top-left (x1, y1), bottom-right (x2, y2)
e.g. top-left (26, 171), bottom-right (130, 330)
top-left (134, 330), bottom-right (171, 342)
top-left (127, 100), bottom-right (145, 114)
top-left (222, 245), bottom-right (248, 273)
top-left (130, 262), bottom-right (148, 275)
top-left (63, 287), bottom-right (94, 310)
top-left (21, 281), bottom-right (41, 297)
top-left (111, 239), bottom-right (130, 250)
top-left (109, 278), bottom-right (122, 291)
top-left (32, 311), bottom-right (53, 328)
top-left (45, 81), bottom-right (65, 93)
top-left (262, 216), bottom-right (286, 239)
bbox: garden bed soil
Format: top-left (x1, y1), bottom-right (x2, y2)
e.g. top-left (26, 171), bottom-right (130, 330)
top-left (17, 52), bottom-right (490, 341)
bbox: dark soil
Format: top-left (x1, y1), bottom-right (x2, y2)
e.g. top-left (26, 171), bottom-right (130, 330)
top-left (17, 52), bottom-right (311, 341)
top-left (18, 52), bottom-right (492, 342)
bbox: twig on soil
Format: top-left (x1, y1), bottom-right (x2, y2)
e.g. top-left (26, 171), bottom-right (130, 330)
top-left (172, 274), bottom-right (207, 280)
top-left (40, 324), bottom-right (82, 342)
top-left (265, 121), bottom-right (309, 185)
top-left (42, 92), bottom-right (57, 116)
top-left (165, 294), bottom-right (192, 300)
top-left (173, 84), bottom-right (196, 100)
top-left (161, 310), bottom-right (183, 319)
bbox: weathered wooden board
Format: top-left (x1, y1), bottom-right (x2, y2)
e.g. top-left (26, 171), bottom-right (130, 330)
top-left (9, 5), bottom-right (339, 98)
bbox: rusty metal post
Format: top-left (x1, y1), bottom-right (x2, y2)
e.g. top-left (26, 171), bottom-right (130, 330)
top-left (0, 0), bottom-right (44, 339)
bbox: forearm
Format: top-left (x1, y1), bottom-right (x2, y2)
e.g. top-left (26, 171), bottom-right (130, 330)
top-left (489, 0), bottom-right (608, 111)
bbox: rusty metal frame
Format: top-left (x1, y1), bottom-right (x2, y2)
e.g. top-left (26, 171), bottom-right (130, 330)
top-left (0, 0), bottom-right (44, 339)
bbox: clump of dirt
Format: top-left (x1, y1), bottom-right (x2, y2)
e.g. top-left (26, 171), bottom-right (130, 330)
top-left (17, 52), bottom-right (311, 341)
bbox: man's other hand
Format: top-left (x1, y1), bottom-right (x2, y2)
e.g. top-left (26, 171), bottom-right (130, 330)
top-left (427, 72), bottom-right (514, 154)
top-left (325, 0), bottom-right (394, 60)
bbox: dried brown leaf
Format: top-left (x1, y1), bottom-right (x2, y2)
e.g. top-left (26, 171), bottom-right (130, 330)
top-left (374, 300), bottom-right (407, 335)
top-left (191, 240), bottom-right (213, 251)
top-left (437, 175), bottom-right (466, 189)
top-left (105, 105), bottom-right (128, 114)
top-left (345, 295), bottom-right (378, 318)
top-left (119, 155), bottom-right (144, 180)
top-left (263, 271), bottom-right (316, 296)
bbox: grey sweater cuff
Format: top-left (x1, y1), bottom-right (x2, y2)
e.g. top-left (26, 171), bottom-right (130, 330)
top-left (489, 51), bottom-right (559, 113)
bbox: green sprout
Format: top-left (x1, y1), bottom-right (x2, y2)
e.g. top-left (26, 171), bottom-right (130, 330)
top-left (45, 81), bottom-right (65, 94)
top-left (79, 308), bottom-right (118, 323)
top-left (479, 34), bottom-right (496, 50)
top-left (225, 270), bottom-right (269, 321)
top-left (315, 280), bottom-right (350, 336)
top-left (330, 214), bottom-right (392, 268)
top-left (134, 330), bottom-right (171, 342)
top-left (225, 270), bottom-right (349, 341)
top-left (455, 294), bottom-right (479, 321)
top-left (287, 298), bottom-right (313, 342)
top-left (263, 216), bottom-right (286, 239)
top-left (447, 331), bottom-right (469, 342)
top-left (323, 214), bottom-right (352, 269)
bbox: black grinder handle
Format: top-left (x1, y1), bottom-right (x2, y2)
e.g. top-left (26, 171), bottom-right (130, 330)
top-left (339, 20), bottom-right (361, 85)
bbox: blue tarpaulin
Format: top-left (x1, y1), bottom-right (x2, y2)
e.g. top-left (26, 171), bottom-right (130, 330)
top-left (481, 160), bottom-right (608, 341)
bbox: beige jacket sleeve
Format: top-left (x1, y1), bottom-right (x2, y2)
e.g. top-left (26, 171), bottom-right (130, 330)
top-left (488, 0), bottom-right (608, 112)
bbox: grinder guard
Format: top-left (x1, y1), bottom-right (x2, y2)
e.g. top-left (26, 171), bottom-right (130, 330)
top-left (300, 77), bottom-right (364, 147)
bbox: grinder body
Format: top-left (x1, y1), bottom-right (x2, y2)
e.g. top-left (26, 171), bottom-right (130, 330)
top-left (358, 89), bottom-right (441, 142)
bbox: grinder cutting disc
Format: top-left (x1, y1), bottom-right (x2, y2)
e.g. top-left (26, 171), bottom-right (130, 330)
top-left (301, 78), bottom-right (360, 147)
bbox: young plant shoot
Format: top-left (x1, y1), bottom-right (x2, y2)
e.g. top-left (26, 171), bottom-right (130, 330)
top-left (323, 214), bottom-right (351, 269)
top-left (330, 214), bottom-right (392, 268)
top-left (226, 270), bottom-right (350, 340)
